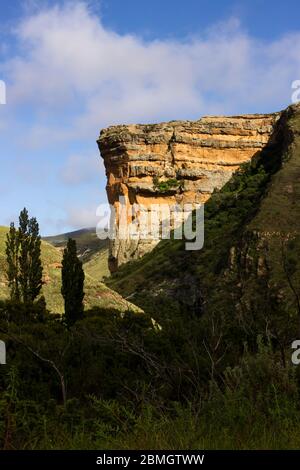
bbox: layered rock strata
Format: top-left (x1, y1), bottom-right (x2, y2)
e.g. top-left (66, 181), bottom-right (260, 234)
top-left (98, 113), bottom-right (280, 272)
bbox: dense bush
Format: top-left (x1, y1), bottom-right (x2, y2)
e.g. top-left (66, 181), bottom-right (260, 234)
top-left (1, 297), bottom-right (300, 449)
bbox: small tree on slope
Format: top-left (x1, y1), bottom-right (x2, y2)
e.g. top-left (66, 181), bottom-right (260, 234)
top-left (61, 238), bottom-right (85, 327)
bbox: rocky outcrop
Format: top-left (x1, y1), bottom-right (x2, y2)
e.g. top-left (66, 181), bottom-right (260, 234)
top-left (98, 112), bottom-right (281, 271)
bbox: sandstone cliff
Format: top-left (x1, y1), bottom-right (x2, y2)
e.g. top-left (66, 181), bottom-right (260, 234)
top-left (98, 112), bottom-right (280, 271)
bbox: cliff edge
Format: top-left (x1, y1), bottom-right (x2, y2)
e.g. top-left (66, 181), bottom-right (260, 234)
top-left (98, 112), bottom-right (281, 271)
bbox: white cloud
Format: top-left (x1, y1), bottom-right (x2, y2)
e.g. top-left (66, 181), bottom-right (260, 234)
top-left (64, 204), bottom-right (100, 229)
top-left (60, 153), bottom-right (104, 185)
top-left (2, 1), bottom-right (300, 150)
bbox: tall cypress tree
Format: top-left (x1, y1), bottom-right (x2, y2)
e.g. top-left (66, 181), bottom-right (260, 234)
top-left (18, 208), bottom-right (30, 303)
top-left (6, 208), bottom-right (43, 305)
top-left (61, 238), bottom-right (85, 327)
top-left (28, 217), bottom-right (43, 303)
top-left (6, 222), bottom-right (20, 301)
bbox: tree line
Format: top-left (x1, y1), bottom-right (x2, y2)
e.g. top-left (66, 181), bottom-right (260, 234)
top-left (5, 208), bottom-right (85, 327)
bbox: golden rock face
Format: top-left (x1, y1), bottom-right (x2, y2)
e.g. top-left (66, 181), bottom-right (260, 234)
top-left (98, 112), bottom-right (280, 272)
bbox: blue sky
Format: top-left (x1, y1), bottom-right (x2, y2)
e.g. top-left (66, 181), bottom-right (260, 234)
top-left (0, 0), bottom-right (300, 235)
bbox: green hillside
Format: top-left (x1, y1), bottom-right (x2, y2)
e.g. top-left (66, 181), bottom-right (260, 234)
top-left (0, 226), bottom-right (137, 314)
top-left (44, 227), bottom-right (110, 280)
top-left (83, 246), bottom-right (110, 280)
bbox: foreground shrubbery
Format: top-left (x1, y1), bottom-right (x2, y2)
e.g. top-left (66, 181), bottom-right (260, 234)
top-left (1, 299), bottom-right (300, 450)
top-left (1, 344), bottom-right (300, 450)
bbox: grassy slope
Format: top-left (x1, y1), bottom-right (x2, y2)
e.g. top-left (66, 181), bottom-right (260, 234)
top-left (244, 108), bottom-right (300, 306)
top-left (0, 227), bottom-right (137, 314)
top-left (44, 228), bottom-right (110, 280)
top-left (83, 247), bottom-right (110, 280)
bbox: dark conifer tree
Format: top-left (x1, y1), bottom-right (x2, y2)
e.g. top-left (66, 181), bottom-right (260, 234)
top-left (61, 238), bottom-right (85, 327)
top-left (6, 208), bottom-right (43, 306)
top-left (27, 217), bottom-right (43, 303)
top-left (18, 208), bottom-right (30, 303)
top-left (6, 222), bottom-right (20, 301)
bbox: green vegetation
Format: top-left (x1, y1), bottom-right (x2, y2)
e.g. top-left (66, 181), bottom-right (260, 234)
top-left (2, 105), bottom-right (300, 450)
top-left (83, 246), bottom-right (110, 280)
top-left (153, 176), bottom-right (181, 193)
top-left (1, 304), bottom-right (300, 450)
top-left (6, 209), bottom-right (43, 305)
top-left (61, 239), bottom-right (85, 327)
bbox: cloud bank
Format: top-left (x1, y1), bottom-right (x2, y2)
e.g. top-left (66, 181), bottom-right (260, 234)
top-left (1, 1), bottom-right (300, 233)
top-left (3, 1), bottom-right (300, 147)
